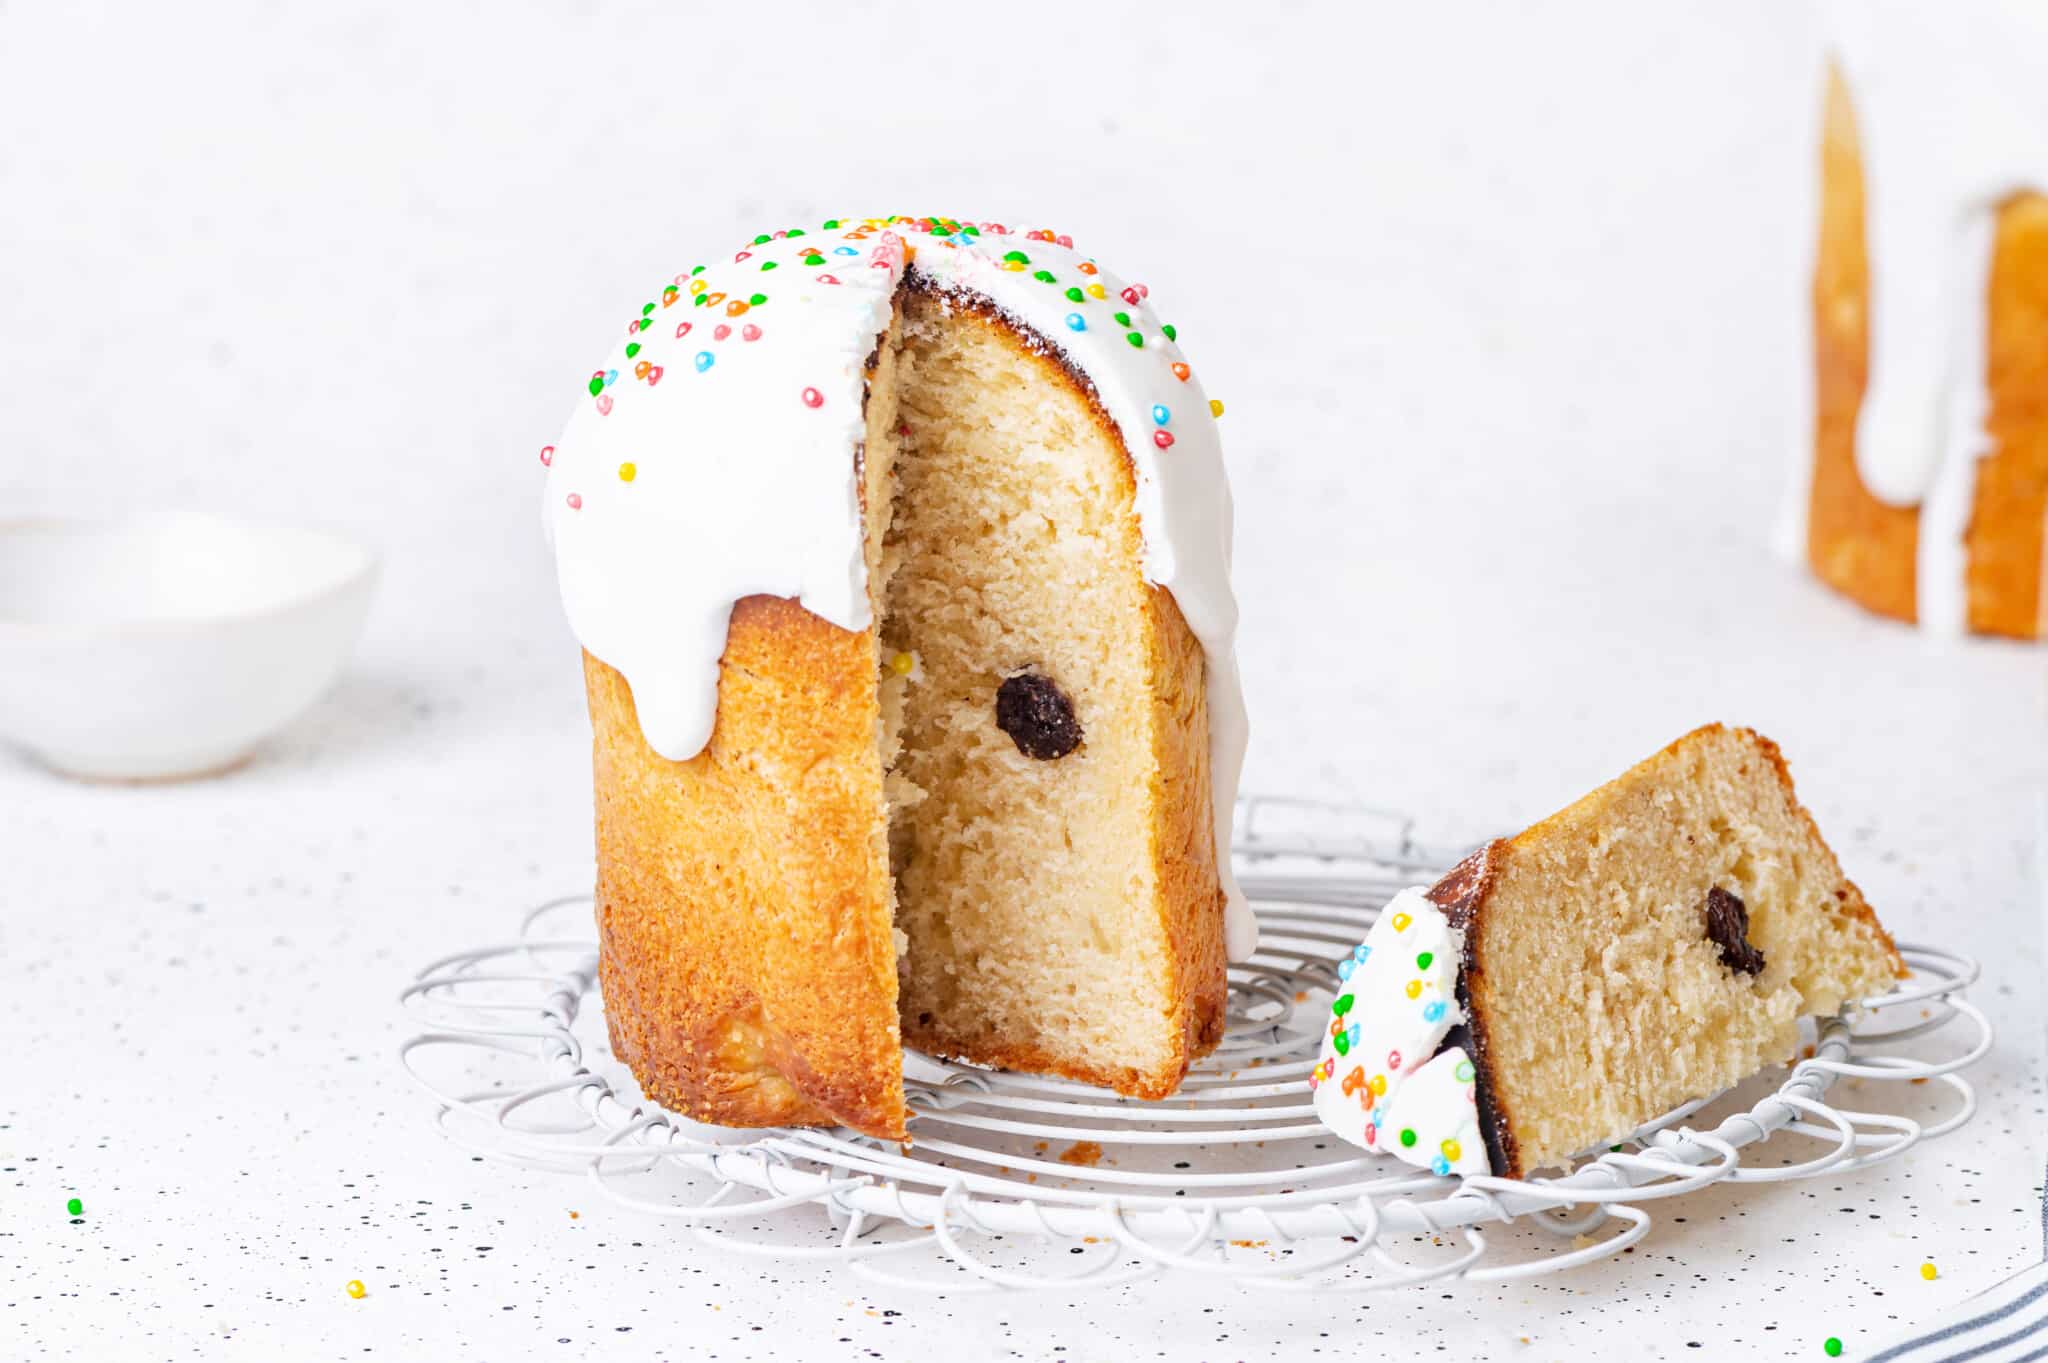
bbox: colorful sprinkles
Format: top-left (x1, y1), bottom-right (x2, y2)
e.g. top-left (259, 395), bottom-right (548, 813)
top-left (345, 1279), bottom-right (367, 1300)
top-left (546, 216), bottom-right (1227, 530)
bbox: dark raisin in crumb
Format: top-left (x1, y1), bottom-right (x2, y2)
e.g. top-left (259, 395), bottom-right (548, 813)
top-left (994, 672), bottom-right (1082, 760)
top-left (1702, 886), bottom-right (1766, 975)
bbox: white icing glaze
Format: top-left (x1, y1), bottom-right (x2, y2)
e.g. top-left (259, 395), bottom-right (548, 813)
top-left (1308, 888), bottom-right (1487, 1177)
top-left (543, 217), bottom-right (1253, 956)
top-left (1789, 3), bottom-right (2048, 633)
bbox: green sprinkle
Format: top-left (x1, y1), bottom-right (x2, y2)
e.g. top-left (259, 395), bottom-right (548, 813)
top-left (693, 294), bottom-right (707, 307)
top-left (1162, 323), bottom-right (1178, 341)
top-left (804, 255), bottom-right (824, 266)
top-left (1113, 311), bottom-right (1131, 327)
top-left (1002, 249), bottom-right (1030, 264)
top-left (822, 219), bottom-right (841, 230)
top-left (66, 1198), bottom-right (82, 1217)
top-left (1033, 270), bottom-right (1055, 283)
top-left (1824, 1341), bottom-right (1842, 1358)
top-left (1125, 331), bottom-right (1144, 347)
top-left (641, 302), bottom-right (655, 316)
top-left (690, 265), bottom-right (705, 276)
top-left (1416, 951), bottom-right (1433, 970)
top-left (753, 233), bottom-right (772, 245)
top-left (760, 261), bottom-right (777, 271)
top-left (1454, 1060), bottom-right (1475, 1082)
top-left (786, 228), bottom-right (805, 237)
top-left (962, 224), bottom-right (980, 236)
top-left (587, 376), bottom-right (604, 396)
top-left (1332, 993), bottom-right (1354, 1017)
top-left (1399, 1129), bottom-right (1417, 1148)
top-left (930, 223), bottom-right (952, 236)
top-left (1065, 287), bottom-right (1085, 302)
top-left (748, 293), bottom-right (767, 306)
top-left (1332, 1031), bottom-right (1350, 1056)
top-left (624, 342), bottom-right (641, 359)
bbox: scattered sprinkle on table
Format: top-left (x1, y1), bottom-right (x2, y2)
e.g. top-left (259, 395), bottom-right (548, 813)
top-left (1824, 1338), bottom-right (1843, 1357)
top-left (345, 1280), bottom-right (366, 1300)
top-left (1921, 1261), bottom-right (1938, 1280)
top-left (65, 1197), bottom-right (82, 1217)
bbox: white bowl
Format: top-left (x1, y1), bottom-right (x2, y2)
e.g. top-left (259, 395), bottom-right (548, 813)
top-left (0, 511), bottom-right (378, 781)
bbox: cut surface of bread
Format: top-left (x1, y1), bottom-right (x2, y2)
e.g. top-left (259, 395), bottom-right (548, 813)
top-left (882, 285), bottom-right (1225, 1097)
top-left (586, 272), bottom-right (1227, 1139)
top-left (1441, 724), bottom-right (1905, 1177)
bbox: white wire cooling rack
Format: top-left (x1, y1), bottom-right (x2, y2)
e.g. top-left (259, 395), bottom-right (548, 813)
top-left (400, 797), bottom-right (1990, 1292)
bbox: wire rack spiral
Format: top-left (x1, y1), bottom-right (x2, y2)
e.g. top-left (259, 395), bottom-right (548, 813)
top-left (400, 797), bottom-right (1989, 1292)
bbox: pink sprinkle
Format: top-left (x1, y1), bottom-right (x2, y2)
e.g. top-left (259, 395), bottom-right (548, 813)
top-left (1135, 283), bottom-right (1149, 298)
top-left (1387, 1050), bottom-right (1402, 1070)
top-left (741, 324), bottom-right (761, 342)
top-left (566, 492), bottom-right (582, 509)
top-left (816, 274), bottom-right (840, 285)
top-left (1121, 286), bottom-right (1141, 305)
top-left (1055, 234), bottom-right (1073, 248)
top-left (1152, 429), bottom-right (1175, 449)
top-left (644, 365), bottom-right (664, 385)
top-left (735, 250), bottom-right (752, 262)
top-left (539, 445), bottom-right (554, 467)
top-left (595, 394), bottom-right (613, 415)
top-left (801, 386), bottom-right (823, 409)
top-left (675, 321), bottom-right (692, 339)
top-left (713, 324), bottom-right (731, 341)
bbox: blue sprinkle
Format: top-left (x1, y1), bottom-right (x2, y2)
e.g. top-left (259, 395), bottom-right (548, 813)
top-left (1336, 959), bottom-right (1355, 982)
top-left (1423, 1000), bottom-right (1447, 1023)
top-left (605, 369), bottom-right (618, 385)
top-left (1354, 945), bottom-right (1372, 963)
top-left (1065, 313), bottom-right (1086, 331)
top-left (834, 246), bottom-right (858, 256)
top-left (1431, 1155), bottom-right (1451, 1176)
top-left (694, 351), bottom-right (715, 373)
top-left (1346, 1024), bottom-right (1361, 1048)
top-left (1151, 404), bottom-right (1171, 426)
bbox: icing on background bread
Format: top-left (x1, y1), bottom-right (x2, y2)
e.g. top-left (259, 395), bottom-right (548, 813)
top-left (543, 216), bottom-right (1253, 957)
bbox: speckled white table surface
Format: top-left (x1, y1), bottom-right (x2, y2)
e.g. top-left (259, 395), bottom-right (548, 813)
top-left (3, 3), bottom-right (2045, 1360)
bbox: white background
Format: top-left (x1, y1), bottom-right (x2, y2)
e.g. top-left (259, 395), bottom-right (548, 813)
top-left (3, 2), bottom-right (2043, 1359)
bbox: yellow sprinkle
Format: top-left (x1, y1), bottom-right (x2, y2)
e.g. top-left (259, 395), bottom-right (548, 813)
top-left (1390, 912), bottom-right (1412, 932)
top-left (1405, 979), bottom-right (1422, 999)
top-left (1209, 398), bottom-right (1225, 418)
top-left (889, 651), bottom-right (914, 676)
top-left (1085, 283), bottom-right (1107, 299)
top-left (1001, 259), bottom-right (1026, 272)
top-left (689, 279), bottom-right (707, 295)
top-left (345, 1280), bottom-right (366, 1300)
top-left (618, 462), bottom-right (637, 483)
top-left (1922, 1262), bottom-right (1938, 1280)
top-left (1368, 1073), bottom-right (1387, 1096)
top-left (1441, 1139), bottom-right (1462, 1161)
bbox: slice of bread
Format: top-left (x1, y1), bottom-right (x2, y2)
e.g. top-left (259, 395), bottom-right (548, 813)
top-left (1313, 725), bottom-right (1906, 1178)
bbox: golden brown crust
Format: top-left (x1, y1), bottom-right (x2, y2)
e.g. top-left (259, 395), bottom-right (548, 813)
top-left (1965, 192), bottom-right (2048, 638)
top-left (1810, 61), bottom-right (2048, 638)
top-left (587, 594), bottom-right (907, 1141)
top-left (1810, 62), bottom-right (1919, 625)
top-left (1429, 724), bottom-right (1905, 1178)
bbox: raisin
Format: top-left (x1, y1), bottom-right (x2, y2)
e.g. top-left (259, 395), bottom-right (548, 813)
top-left (994, 673), bottom-right (1082, 760)
top-left (1702, 887), bottom-right (1766, 976)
